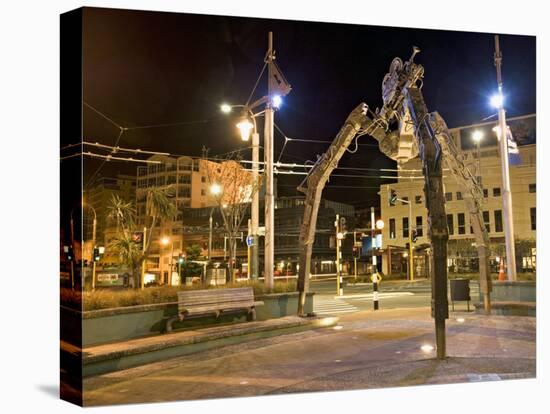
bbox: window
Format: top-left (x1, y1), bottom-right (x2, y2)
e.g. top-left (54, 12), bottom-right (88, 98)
top-left (529, 183), bottom-right (536, 193)
top-left (447, 214), bottom-right (454, 235)
top-left (401, 197), bottom-right (409, 205)
top-left (494, 210), bottom-right (503, 232)
top-left (201, 176), bottom-right (206, 183)
top-left (483, 189), bottom-right (488, 198)
top-left (201, 189), bottom-right (205, 196)
top-left (445, 192), bottom-right (453, 201)
top-left (530, 207), bottom-right (536, 230)
top-left (389, 218), bottom-right (396, 239)
top-left (167, 175), bottom-right (176, 185)
top-left (458, 213), bottom-right (465, 234)
top-left (402, 217), bottom-right (409, 238)
top-left (493, 187), bottom-right (501, 197)
top-left (416, 216), bottom-right (423, 237)
top-left (415, 195), bottom-right (422, 204)
top-left (456, 192), bottom-right (463, 200)
top-left (483, 211), bottom-right (490, 232)
top-left (157, 176), bottom-right (165, 186)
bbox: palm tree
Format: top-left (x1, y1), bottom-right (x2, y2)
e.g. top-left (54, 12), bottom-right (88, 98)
top-left (143, 186), bottom-right (177, 255)
top-left (107, 187), bottom-right (177, 288)
top-left (109, 235), bottom-right (142, 287)
top-left (106, 194), bottom-right (136, 238)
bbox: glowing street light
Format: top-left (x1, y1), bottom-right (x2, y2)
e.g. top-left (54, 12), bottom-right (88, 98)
top-left (375, 219), bottom-right (385, 230)
top-left (271, 94), bottom-right (282, 109)
top-left (472, 130), bottom-right (484, 143)
top-left (210, 183), bottom-right (222, 196)
top-left (236, 117), bottom-right (254, 142)
top-left (220, 103), bottom-right (232, 114)
top-left (161, 236), bottom-right (170, 246)
top-left (490, 93), bottom-right (504, 109)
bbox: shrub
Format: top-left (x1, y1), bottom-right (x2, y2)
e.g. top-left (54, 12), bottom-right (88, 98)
top-left (61, 280), bottom-right (298, 311)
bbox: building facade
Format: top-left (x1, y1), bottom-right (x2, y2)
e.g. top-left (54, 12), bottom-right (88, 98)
top-left (379, 114), bottom-right (536, 276)
top-left (134, 155), bottom-right (219, 282)
top-left (83, 174), bottom-right (136, 263)
top-left (181, 196), bottom-right (356, 278)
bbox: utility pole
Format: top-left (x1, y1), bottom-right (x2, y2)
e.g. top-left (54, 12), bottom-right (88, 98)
top-left (208, 208), bottom-right (213, 261)
top-left (91, 213), bottom-right (97, 290)
top-left (335, 214), bottom-right (343, 296)
top-left (70, 213), bottom-right (75, 290)
top-left (264, 31), bottom-right (275, 291)
top-left (494, 35), bottom-right (517, 281)
top-left (408, 201), bottom-right (414, 281)
top-left (140, 227), bottom-right (147, 290)
top-left (251, 131), bottom-right (260, 280)
top-left (353, 231), bottom-right (357, 280)
top-left (371, 207), bottom-right (379, 310)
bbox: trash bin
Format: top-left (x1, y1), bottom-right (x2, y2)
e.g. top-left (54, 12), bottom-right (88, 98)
top-left (449, 278), bottom-right (471, 311)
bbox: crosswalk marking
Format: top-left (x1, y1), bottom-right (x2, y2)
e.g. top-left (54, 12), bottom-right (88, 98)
top-left (314, 297), bottom-right (359, 315)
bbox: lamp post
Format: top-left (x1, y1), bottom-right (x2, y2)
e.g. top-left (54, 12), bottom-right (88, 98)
top-left (160, 236), bottom-right (173, 285)
top-left (82, 202), bottom-right (97, 290)
top-left (472, 130), bottom-right (483, 181)
top-left (220, 31), bottom-right (291, 290)
top-left (493, 34), bottom-right (517, 281)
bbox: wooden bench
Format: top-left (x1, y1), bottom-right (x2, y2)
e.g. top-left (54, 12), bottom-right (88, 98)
top-left (165, 287), bottom-right (264, 333)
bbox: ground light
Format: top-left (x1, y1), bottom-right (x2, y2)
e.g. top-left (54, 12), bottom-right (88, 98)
top-left (420, 344), bottom-right (434, 353)
top-left (333, 325), bottom-right (343, 330)
top-left (456, 318), bottom-right (465, 323)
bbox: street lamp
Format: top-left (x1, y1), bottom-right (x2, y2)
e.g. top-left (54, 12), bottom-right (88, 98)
top-left (375, 219), bottom-right (385, 230)
top-left (160, 236), bottom-right (174, 285)
top-left (221, 106), bottom-right (260, 282)
top-left (236, 116), bottom-right (254, 142)
top-left (220, 103), bottom-right (232, 114)
top-left (210, 183), bottom-right (222, 196)
top-left (472, 130), bottom-right (483, 180)
top-left (219, 32), bottom-right (291, 289)
top-left (208, 184), bottom-right (223, 262)
top-left (82, 201), bottom-right (97, 290)
top-left (490, 93), bottom-right (504, 109)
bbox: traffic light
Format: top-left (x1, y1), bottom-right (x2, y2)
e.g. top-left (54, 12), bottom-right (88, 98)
top-left (93, 248), bottom-right (101, 262)
top-left (339, 217), bottom-right (347, 234)
top-left (389, 189), bottom-right (397, 206)
top-left (178, 254), bottom-right (185, 265)
top-left (64, 245), bottom-right (74, 261)
top-left (412, 229), bottom-right (418, 243)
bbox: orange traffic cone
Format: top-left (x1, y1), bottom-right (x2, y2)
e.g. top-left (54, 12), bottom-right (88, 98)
top-left (498, 260), bottom-right (506, 281)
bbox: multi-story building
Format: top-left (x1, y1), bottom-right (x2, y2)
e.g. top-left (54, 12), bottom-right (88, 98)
top-left (134, 155), bottom-right (220, 282)
top-left (379, 114), bottom-right (536, 276)
top-left (181, 195), bottom-right (356, 277)
top-left (83, 174), bottom-right (136, 262)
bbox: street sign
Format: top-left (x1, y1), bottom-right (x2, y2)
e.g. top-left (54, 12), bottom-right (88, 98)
top-left (246, 235), bottom-right (254, 247)
top-left (258, 226), bottom-right (266, 236)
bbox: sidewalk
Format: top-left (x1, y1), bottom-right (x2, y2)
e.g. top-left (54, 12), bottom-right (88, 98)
top-left (75, 315), bottom-right (338, 377)
top-left (83, 307), bottom-right (536, 406)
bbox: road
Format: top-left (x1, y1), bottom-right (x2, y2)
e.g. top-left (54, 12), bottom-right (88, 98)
top-left (309, 278), bottom-right (480, 316)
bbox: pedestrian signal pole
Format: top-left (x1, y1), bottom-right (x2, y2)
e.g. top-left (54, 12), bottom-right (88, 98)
top-left (371, 207), bottom-right (379, 310)
top-left (335, 214), bottom-right (343, 296)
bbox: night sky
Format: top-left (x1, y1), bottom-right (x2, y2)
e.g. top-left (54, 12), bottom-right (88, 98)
top-left (82, 7), bottom-right (536, 208)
